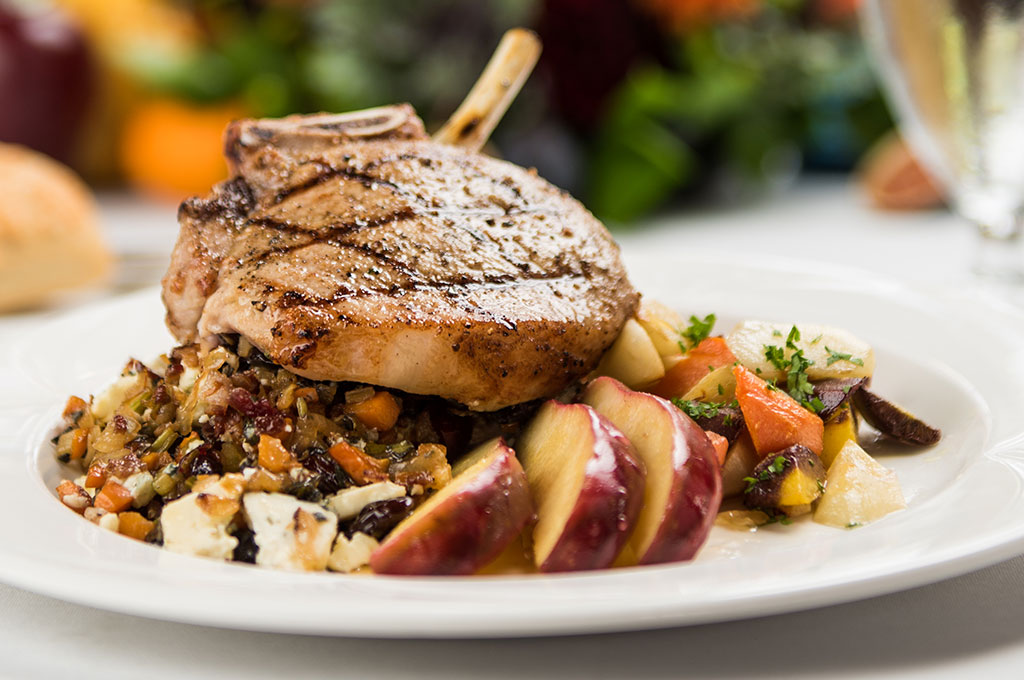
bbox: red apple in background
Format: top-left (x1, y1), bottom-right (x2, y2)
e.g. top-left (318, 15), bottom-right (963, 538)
top-left (582, 377), bottom-right (722, 566)
top-left (517, 401), bottom-right (645, 573)
top-left (0, 2), bottom-right (93, 164)
top-left (370, 438), bottom-right (533, 576)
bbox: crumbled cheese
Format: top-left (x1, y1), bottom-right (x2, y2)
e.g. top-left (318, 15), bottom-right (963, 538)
top-left (83, 507), bottom-right (107, 523)
top-left (327, 532), bottom-right (379, 573)
top-left (98, 512), bottom-right (120, 533)
top-left (178, 364), bottom-right (200, 392)
top-left (325, 481), bottom-right (406, 520)
top-left (90, 374), bottom-right (140, 420)
top-left (243, 493), bottom-right (338, 571)
top-left (160, 491), bottom-right (240, 560)
top-left (123, 472), bottom-right (155, 508)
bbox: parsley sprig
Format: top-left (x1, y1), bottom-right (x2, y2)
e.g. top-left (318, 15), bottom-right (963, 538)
top-left (678, 313), bottom-right (716, 352)
top-left (742, 455), bottom-right (789, 493)
top-left (671, 398), bottom-right (739, 424)
top-left (762, 326), bottom-right (825, 414)
top-left (825, 346), bottom-right (864, 367)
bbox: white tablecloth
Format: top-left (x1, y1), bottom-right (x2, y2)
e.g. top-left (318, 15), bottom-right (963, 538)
top-left (3, 178), bottom-right (1019, 680)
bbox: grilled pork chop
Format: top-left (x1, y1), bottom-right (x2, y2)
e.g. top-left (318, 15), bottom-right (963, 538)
top-left (162, 105), bottom-right (639, 410)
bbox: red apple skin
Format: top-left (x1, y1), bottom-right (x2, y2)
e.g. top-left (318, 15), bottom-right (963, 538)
top-left (584, 377), bottom-right (723, 565)
top-left (370, 440), bottom-right (533, 576)
top-left (538, 406), bottom-right (645, 573)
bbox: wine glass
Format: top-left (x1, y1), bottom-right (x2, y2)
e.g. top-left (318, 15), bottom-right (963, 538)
top-left (860, 0), bottom-right (1024, 284)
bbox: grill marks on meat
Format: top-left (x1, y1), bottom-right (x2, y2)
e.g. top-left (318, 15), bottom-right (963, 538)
top-left (162, 106), bottom-right (639, 410)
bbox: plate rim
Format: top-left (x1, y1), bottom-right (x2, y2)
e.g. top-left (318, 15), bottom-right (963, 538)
top-left (3, 252), bottom-right (1024, 638)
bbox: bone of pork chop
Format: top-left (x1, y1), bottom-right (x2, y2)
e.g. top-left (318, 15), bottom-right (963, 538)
top-left (161, 105), bottom-right (638, 411)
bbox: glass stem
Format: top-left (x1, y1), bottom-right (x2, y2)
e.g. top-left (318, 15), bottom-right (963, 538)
top-left (973, 216), bottom-right (1024, 284)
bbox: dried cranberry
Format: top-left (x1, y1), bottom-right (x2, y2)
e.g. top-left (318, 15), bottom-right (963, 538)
top-left (302, 447), bottom-right (352, 495)
top-left (233, 529), bottom-right (258, 563)
top-left (181, 445), bottom-right (223, 477)
top-left (348, 497), bottom-right (415, 540)
top-left (228, 388), bottom-right (285, 437)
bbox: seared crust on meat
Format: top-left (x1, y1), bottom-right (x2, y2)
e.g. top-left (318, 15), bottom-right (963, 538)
top-left (162, 106), bottom-right (638, 411)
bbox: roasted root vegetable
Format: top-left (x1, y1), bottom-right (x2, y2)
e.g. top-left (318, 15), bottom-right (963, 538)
top-left (812, 378), bottom-right (867, 422)
top-left (733, 365), bottom-right (824, 457)
top-left (344, 391), bottom-right (401, 432)
top-left (814, 440), bottom-right (906, 527)
top-left (117, 511), bottom-right (156, 541)
top-left (742, 444), bottom-right (826, 517)
top-left (720, 432), bottom-right (760, 498)
top-left (680, 365), bottom-right (737, 404)
top-left (705, 431), bottom-right (729, 466)
top-left (821, 403), bottom-right (859, 468)
top-left (672, 399), bottom-right (745, 443)
top-left (651, 337), bottom-right (737, 399)
top-left (635, 299), bottom-right (684, 363)
top-left (727, 321), bottom-right (874, 382)
top-left (852, 388), bottom-right (941, 446)
top-left (595, 318), bottom-right (666, 389)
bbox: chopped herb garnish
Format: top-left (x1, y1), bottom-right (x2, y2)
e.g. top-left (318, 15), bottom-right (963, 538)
top-left (847, 522), bottom-right (862, 528)
top-left (811, 334), bottom-right (823, 344)
top-left (717, 384), bottom-right (725, 395)
top-left (762, 326), bottom-right (822, 414)
top-left (817, 479), bottom-right (826, 494)
top-left (772, 329), bottom-right (783, 337)
top-left (841, 385), bottom-right (852, 394)
top-left (825, 346), bottom-right (864, 367)
top-left (678, 313), bottom-right (716, 351)
top-left (671, 398), bottom-right (722, 421)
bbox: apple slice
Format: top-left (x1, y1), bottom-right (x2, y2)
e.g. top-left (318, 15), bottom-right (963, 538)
top-left (370, 438), bottom-right (533, 576)
top-left (583, 377), bottom-right (723, 566)
top-left (517, 401), bottom-right (645, 573)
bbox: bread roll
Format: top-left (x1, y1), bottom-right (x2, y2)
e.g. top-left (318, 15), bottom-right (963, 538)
top-left (0, 143), bottom-right (111, 311)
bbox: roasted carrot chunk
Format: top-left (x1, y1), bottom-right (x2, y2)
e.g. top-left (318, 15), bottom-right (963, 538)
top-left (117, 512), bottom-right (155, 541)
top-left (257, 434), bottom-right (300, 473)
top-left (705, 430), bottom-right (729, 466)
top-left (69, 428), bottom-right (89, 460)
top-left (84, 464), bottom-right (107, 489)
top-left (94, 480), bottom-right (134, 513)
top-left (345, 391), bottom-right (401, 431)
top-left (651, 337), bottom-right (737, 399)
top-left (733, 365), bottom-right (823, 457)
top-left (63, 395), bottom-right (88, 419)
top-left (328, 440), bottom-right (390, 485)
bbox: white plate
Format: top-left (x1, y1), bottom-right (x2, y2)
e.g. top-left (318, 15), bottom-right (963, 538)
top-left (1, 252), bottom-right (1023, 638)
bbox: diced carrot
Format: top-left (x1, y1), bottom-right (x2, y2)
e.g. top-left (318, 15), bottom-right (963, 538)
top-left (328, 440), bottom-right (390, 485)
top-left (140, 451), bottom-right (162, 470)
top-left (63, 395), bottom-right (88, 419)
top-left (117, 512), bottom-right (155, 541)
top-left (294, 387), bottom-right (318, 402)
top-left (733, 365), bottom-right (824, 457)
top-left (94, 480), bottom-right (134, 513)
top-left (705, 430), bottom-right (729, 466)
top-left (70, 428), bottom-right (89, 460)
top-left (257, 434), bottom-right (300, 473)
top-left (84, 464), bottom-right (107, 489)
top-left (345, 391), bottom-right (401, 431)
top-left (651, 337), bottom-right (737, 399)
top-left (55, 480), bottom-right (91, 514)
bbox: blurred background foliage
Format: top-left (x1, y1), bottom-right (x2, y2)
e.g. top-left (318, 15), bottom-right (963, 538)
top-left (0, 0), bottom-right (891, 223)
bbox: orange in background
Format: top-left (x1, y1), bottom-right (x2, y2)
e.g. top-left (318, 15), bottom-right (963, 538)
top-left (119, 98), bottom-right (245, 201)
